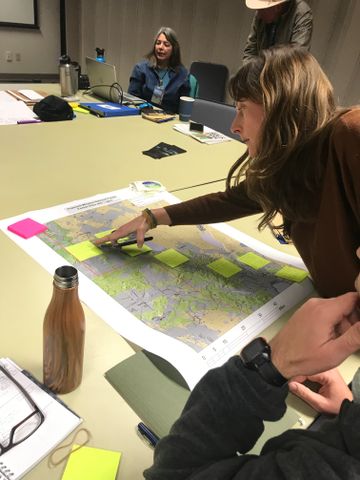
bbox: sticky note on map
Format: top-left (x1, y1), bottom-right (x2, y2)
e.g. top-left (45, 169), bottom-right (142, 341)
top-left (237, 252), bottom-right (270, 270)
top-left (66, 240), bottom-right (103, 262)
top-left (121, 243), bottom-right (152, 257)
top-left (208, 258), bottom-right (242, 278)
top-left (8, 218), bottom-right (48, 239)
top-left (61, 444), bottom-right (121, 480)
top-left (275, 265), bottom-right (308, 282)
top-left (94, 230), bottom-right (115, 239)
top-left (154, 249), bottom-right (189, 268)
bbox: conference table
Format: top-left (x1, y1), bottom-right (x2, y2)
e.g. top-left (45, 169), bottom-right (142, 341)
top-left (1, 84), bottom-right (243, 218)
top-left (0, 85), bottom-right (245, 479)
top-left (1, 85), bottom-right (358, 479)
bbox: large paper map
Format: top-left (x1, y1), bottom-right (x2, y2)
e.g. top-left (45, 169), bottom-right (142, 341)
top-left (1, 189), bottom-right (314, 388)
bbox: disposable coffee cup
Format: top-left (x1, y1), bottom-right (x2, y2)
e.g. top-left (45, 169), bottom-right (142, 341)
top-left (179, 96), bottom-right (195, 122)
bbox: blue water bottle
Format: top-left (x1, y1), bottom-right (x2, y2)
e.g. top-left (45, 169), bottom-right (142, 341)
top-left (95, 48), bottom-right (105, 62)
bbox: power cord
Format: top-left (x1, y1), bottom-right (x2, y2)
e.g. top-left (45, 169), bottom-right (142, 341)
top-left (82, 83), bottom-right (124, 104)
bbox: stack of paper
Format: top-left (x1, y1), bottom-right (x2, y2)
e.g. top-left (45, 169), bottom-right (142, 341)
top-left (0, 100), bottom-right (38, 125)
top-left (0, 358), bottom-right (82, 479)
top-left (173, 123), bottom-right (231, 144)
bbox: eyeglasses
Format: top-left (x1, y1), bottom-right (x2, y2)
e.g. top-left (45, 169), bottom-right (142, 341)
top-left (0, 365), bottom-right (45, 456)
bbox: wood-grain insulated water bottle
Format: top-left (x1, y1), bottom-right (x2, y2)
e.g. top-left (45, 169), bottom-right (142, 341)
top-left (43, 266), bottom-right (85, 394)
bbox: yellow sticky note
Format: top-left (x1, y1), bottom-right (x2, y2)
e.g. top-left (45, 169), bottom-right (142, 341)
top-left (154, 249), bottom-right (189, 268)
top-left (61, 444), bottom-right (121, 480)
top-left (121, 243), bottom-right (152, 256)
top-left (208, 258), bottom-right (242, 278)
top-left (94, 230), bottom-right (117, 239)
top-left (66, 241), bottom-right (103, 261)
top-left (237, 252), bottom-right (270, 270)
top-left (276, 265), bottom-right (308, 282)
top-left (73, 106), bottom-right (90, 114)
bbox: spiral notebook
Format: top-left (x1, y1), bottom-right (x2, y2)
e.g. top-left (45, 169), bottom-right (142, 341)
top-left (0, 358), bottom-right (82, 480)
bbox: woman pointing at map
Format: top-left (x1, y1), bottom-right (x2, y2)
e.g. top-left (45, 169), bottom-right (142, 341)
top-left (94, 46), bottom-right (360, 298)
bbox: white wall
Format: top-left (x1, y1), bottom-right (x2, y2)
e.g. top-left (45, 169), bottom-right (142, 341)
top-left (1, 0), bottom-right (360, 107)
top-left (72, 0), bottom-right (360, 107)
top-left (0, 0), bottom-right (60, 75)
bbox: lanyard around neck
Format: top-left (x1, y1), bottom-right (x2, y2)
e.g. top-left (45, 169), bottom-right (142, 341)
top-left (156, 68), bottom-right (169, 86)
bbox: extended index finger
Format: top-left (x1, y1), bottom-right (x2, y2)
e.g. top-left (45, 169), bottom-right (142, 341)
top-left (93, 229), bottom-right (124, 246)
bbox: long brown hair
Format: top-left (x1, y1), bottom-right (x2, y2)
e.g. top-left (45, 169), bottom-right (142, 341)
top-left (228, 45), bottom-right (343, 231)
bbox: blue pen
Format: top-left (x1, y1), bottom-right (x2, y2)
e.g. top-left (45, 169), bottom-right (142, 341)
top-left (137, 422), bottom-right (159, 447)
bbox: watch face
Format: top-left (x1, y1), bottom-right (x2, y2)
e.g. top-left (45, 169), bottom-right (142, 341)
top-left (241, 337), bottom-right (269, 365)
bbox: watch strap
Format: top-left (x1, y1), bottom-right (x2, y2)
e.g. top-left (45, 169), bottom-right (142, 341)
top-left (255, 357), bottom-right (287, 387)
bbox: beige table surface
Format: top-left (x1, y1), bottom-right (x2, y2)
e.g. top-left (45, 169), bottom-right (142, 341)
top-left (176, 182), bottom-right (360, 426)
top-left (0, 85), bottom-right (240, 479)
top-left (2, 87), bottom-right (358, 478)
top-left (1, 84), bottom-right (244, 218)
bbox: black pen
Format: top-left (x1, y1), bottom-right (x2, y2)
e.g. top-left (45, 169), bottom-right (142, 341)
top-left (137, 422), bottom-right (159, 447)
top-left (100, 236), bottom-right (153, 249)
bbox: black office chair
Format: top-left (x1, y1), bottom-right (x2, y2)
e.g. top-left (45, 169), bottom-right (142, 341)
top-left (189, 61), bottom-right (229, 103)
top-left (191, 98), bottom-right (239, 141)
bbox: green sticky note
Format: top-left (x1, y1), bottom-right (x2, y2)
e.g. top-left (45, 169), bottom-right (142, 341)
top-left (276, 265), bottom-right (308, 282)
top-left (66, 241), bottom-right (103, 261)
top-left (61, 444), bottom-right (121, 480)
top-left (237, 252), bottom-right (270, 270)
top-left (121, 243), bottom-right (152, 256)
top-left (208, 258), bottom-right (242, 278)
top-left (154, 249), bottom-right (189, 268)
top-left (94, 230), bottom-right (115, 239)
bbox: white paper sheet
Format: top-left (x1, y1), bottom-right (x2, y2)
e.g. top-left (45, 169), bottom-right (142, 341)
top-left (0, 100), bottom-right (37, 125)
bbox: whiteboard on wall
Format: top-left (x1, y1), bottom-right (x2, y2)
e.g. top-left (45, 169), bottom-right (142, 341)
top-left (0, 0), bottom-right (38, 28)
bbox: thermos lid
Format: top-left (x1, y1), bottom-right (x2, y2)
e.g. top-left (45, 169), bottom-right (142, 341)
top-left (59, 54), bottom-right (71, 65)
top-left (54, 265), bottom-right (79, 288)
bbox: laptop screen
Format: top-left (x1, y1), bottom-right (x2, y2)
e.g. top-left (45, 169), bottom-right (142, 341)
top-left (85, 57), bottom-right (121, 102)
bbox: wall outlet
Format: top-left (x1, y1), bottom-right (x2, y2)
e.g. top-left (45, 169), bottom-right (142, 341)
top-left (15, 52), bottom-right (21, 62)
top-left (5, 51), bottom-right (13, 62)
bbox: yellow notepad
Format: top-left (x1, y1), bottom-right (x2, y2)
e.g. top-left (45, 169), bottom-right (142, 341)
top-left (61, 444), bottom-right (121, 480)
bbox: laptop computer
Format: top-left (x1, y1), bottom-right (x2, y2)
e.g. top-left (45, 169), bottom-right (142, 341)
top-left (85, 57), bottom-right (146, 105)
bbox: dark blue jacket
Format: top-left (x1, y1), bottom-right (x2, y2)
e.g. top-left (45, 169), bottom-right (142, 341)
top-left (128, 60), bottom-right (190, 113)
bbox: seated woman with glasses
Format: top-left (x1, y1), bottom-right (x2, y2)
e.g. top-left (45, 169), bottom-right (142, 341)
top-left (128, 26), bottom-right (192, 114)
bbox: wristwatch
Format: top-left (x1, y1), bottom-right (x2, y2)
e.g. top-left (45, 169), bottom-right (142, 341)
top-left (240, 337), bottom-right (287, 387)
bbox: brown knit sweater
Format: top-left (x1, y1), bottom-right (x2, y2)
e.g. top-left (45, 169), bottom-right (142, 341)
top-left (165, 109), bottom-right (360, 297)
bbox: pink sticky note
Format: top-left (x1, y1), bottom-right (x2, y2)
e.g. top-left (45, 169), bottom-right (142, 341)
top-left (7, 218), bottom-right (48, 239)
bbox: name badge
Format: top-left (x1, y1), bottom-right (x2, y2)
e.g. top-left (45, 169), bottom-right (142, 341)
top-left (151, 84), bottom-right (165, 105)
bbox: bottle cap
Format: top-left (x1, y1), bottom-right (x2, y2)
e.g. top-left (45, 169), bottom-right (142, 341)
top-left (54, 265), bottom-right (79, 289)
top-left (59, 54), bottom-right (71, 65)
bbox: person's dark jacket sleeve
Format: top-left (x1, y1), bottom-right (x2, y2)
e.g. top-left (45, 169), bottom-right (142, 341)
top-left (289, 7), bottom-right (312, 49)
top-left (243, 16), bottom-right (259, 63)
top-left (128, 63), bottom-right (145, 98)
top-left (144, 356), bottom-right (288, 480)
top-left (144, 357), bottom-right (360, 480)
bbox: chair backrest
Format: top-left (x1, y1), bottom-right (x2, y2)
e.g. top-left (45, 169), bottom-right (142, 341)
top-left (190, 98), bottom-right (239, 141)
top-left (189, 61), bottom-right (229, 103)
top-left (189, 74), bottom-right (199, 98)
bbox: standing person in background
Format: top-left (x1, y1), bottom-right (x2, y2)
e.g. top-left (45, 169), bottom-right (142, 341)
top-left (128, 26), bottom-right (191, 113)
top-left (243, 0), bottom-right (313, 63)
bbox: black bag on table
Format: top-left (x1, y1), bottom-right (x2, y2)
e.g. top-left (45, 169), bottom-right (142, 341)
top-left (33, 95), bottom-right (74, 122)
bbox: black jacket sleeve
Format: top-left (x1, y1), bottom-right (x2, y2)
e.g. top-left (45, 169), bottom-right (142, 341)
top-left (144, 356), bottom-right (360, 480)
top-left (144, 356), bottom-right (288, 480)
